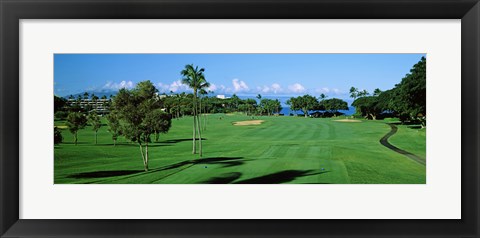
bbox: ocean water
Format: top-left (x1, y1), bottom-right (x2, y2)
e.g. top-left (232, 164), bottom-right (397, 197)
top-left (279, 106), bottom-right (356, 116)
top-left (234, 95), bottom-right (356, 116)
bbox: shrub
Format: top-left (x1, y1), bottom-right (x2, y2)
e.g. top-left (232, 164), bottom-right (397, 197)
top-left (54, 126), bottom-right (63, 145)
top-left (54, 111), bottom-right (68, 120)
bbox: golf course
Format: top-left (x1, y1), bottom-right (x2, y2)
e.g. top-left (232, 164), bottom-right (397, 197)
top-left (54, 114), bottom-right (426, 184)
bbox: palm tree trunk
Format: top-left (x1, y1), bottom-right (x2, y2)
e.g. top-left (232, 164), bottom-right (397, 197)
top-left (139, 143), bottom-right (147, 171)
top-left (145, 142), bottom-right (149, 171)
top-left (192, 91), bottom-right (197, 154)
top-left (199, 97), bottom-right (203, 133)
top-left (195, 96), bottom-right (203, 157)
top-left (197, 111), bottom-right (202, 157)
top-left (192, 112), bottom-right (196, 154)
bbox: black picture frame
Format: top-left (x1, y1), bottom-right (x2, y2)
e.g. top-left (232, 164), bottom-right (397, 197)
top-left (1, 0), bottom-right (479, 237)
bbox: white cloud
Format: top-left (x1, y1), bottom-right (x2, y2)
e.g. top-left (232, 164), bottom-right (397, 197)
top-left (315, 87), bottom-right (342, 95)
top-left (232, 78), bottom-right (249, 92)
top-left (288, 83), bottom-right (306, 93)
top-left (257, 86), bottom-right (270, 93)
top-left (206, 83), bottom-right (217, 92)
top-left (315, 87), bottom-right (330, 93)
top-left (156, 82), bottom-right (170, 92)
top-left (156, 80), bottom-right (191, 93)
top-left (103, 80), bottom-right (134, 90)
top-left (271, 83), bottom-right (282, 93)
top-left (169, 80), bottom-right (190, 92)
top-left (256, 83), bottom-right (283, 94)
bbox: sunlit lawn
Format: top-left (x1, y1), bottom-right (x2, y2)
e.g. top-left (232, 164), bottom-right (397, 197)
top-left (54, 114), bottom-right (426, 184)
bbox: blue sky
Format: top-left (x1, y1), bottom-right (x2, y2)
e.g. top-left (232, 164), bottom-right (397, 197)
top-left (54, 53), bottom-right (425, 100)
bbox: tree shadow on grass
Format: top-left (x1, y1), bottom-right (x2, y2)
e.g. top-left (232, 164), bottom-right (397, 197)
top-left (67, 170), bottom-right (144, 179)
top-left (66, 157), bottom-right (248, 181)
top-left (141, 144), bottom-right (173, 148)
top-left (200, 172), bottom-right (242, 184)
top-left (195, 157), bottom-right (251, 168)
top-left (234, 170), bottom-right (330, 184)
top-left (149, 157), bottom-right (248, 173)
top-left (62, 142), bottom-right (90, 145)
top-left (407, 125), bottom-right (423, 129)
top-left (161, 138), bottom-right (207, 144)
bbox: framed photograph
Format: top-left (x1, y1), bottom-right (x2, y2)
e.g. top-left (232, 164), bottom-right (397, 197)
top-left (1, 0), bottom-right (479, 237)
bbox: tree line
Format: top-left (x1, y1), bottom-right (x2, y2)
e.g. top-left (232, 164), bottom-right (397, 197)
top-left (161, 93), bottom-right (282, 118)
top-left (286, 94), bottom-right (349, 118)
top-left (350, 56), bottom-right (426, 127)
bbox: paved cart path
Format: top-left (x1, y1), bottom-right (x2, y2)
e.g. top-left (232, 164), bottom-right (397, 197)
top-left (379, 124), bottom-right (426, 165)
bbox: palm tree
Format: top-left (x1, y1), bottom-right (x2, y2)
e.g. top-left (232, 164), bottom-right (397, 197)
top-left (256, 94), bottom-right (262, 115)
top-left (91, 94), bottom-right (99, 112)
top-left (199, 89), bottom-right (209, 131)
top-left (349, 87), bottom-right (358, 101)
top-left (319, 93), bottom-right (327, 101)
top-left (358, 89), bottom-right (369, 98)
top-left (181, 64), bottom-right (210, 157)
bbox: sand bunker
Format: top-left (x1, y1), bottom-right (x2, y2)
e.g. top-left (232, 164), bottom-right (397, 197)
top-left (233, 120), bottom-right (265, 126)
top-left (333, 119), bottom-right (362, 123)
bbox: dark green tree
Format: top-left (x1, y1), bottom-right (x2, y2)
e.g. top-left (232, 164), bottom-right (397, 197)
top-left (54, 111), bottom-right (68, 120)
top-left (88, 112), bottom-right (102, 144)
top-left (54, 126), bottom-right (63, 145)
top-left (394, 56), bottom-right (426, 127)
top-left (54, 95), bottom-right (67, 113)
top-left (322, 98), bottom-right (349, 114)
top-left (273, 99), bottom-right (282, 114)
top-left (373, 88), bottom-right (382, 96)
top-left (376, 89), bottom-right (395, 113)
top-left (297, 95), bottom-right (318, 117)
top-left (352, 96), bottom-right (382, 120)
top-left (286, 97), bottom-right (301, 116)
top-left (65, 112), bottom-right (87, 145)
top-left (106, 111), bottom-right (122, 146)
top-left (245, 98), bottom-right (257, 116)
top-left (113, 80), bottom-right (162, 171)
top-left (259, 99), bottom-right (272, 116)
top-left (146, 109), bottom-right (172, 142)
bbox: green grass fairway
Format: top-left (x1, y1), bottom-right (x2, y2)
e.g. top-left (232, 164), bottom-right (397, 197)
top-left (54, 115), bottom-right (426, 184)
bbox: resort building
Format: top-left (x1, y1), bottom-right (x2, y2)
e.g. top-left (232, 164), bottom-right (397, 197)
top-left (67, 98), bottom-right (110, 114)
